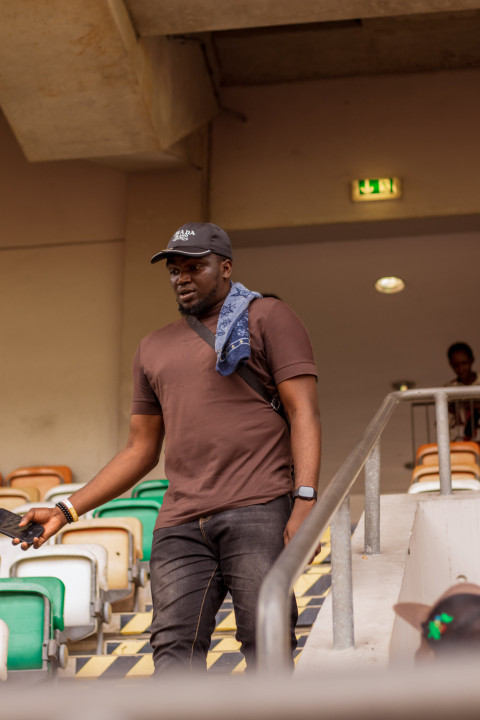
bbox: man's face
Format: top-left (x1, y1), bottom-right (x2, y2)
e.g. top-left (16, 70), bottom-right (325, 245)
top-left (449, 350), bottom-right (474, 383)
top-left (166, 254), bottom-right (232, 316)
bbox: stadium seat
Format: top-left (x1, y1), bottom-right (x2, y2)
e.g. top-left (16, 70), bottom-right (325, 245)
top-left (4, 466), bottom-right (72, 501)
top-left (56, 517), bottom-right (145, 611)
top-left (415, 441), bottom-right (480, 467)
top-left (409, 462), bottom-right (480, 494)
top-left (93, 498), bottom-right (161, 567)
top-left (0, 538), bottom-right (27, 577)
top-left (9, 544), bottom-right (111, 654)
top-left (0, 576), bottom-right (68, 678)
top-left (13, 502), bottom-right (56, 515)
top-left (131, 478), bottom-right (169, 503)
top-left (43, 482), bottom-right (86, 505)
top-left (0, 487), bottom-right (40, 510)
top-left (0, 618), bottom-right (8, 681)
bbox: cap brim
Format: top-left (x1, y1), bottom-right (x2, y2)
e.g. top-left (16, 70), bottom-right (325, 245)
top-left (393, 602), bottom-right (431, 630)
top-left (150, 248), bottom-right (212, 264)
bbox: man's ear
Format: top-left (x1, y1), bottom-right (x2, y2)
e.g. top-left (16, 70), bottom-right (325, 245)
top-left (221, 259), bottom-right (233, 279)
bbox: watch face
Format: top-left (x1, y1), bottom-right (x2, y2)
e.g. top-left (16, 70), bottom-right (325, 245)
top-left (296, 486), bottom-right (316, 499)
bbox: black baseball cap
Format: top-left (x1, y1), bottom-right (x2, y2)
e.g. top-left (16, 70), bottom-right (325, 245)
top-left (150, 222), bottom-right (233, 263)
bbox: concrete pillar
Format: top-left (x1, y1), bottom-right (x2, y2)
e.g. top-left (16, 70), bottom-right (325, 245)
top-left (118, 167), bottom-right (206, 462)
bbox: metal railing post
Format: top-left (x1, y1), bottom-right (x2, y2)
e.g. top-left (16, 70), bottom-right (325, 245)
top-left (330, 494), bottom-right (354, 649)
top-left (435, 390), bottom-right (452, 495)
top-left (364, 440), bottom-right (380, 554)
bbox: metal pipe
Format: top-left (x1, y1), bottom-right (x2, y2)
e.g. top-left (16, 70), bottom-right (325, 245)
top-left (410, 403), bottom-right (416, 467)
top-left (426, 401), bottom-right (431, 443)
top-left (364, 441), bottom-right (380, 554)
top-left (435, 391), bottom-right (452, 495)
top-left (331, 495), bottom-right (354, 649)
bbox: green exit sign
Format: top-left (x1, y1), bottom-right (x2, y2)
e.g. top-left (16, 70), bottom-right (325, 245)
top-left (352, 177), bottom-right (402, 202)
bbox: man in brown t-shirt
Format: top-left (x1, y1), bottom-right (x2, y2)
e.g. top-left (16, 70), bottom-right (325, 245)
top-left (15, 222), bottom-right (322, 674)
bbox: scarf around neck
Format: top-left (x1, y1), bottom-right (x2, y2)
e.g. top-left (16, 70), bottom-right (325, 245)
top-left (215, 282), bottom-right (262, 376)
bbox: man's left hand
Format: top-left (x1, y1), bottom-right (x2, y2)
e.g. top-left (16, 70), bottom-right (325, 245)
top-left (283, 498), bottom-right (321, 560)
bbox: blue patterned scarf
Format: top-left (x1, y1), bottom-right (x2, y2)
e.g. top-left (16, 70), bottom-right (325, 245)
top-left (215, 282), bottom-right (262, 376)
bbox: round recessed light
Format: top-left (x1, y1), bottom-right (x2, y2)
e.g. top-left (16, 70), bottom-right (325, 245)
top-left (374, 276), bottom-right (405, 294)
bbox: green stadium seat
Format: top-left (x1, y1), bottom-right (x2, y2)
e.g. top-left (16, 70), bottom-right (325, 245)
top-left (93, 498), bottom-right (161, 566)
top-left (10, 544), bottom-right (111, 654)
top-left (0, 576), bottom-right (68, 678)
top-left (131, 478), bottom-right (169, 504)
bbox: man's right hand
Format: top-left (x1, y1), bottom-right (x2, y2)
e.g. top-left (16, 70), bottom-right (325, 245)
top-left (13, 506), bottom-right (67, 551)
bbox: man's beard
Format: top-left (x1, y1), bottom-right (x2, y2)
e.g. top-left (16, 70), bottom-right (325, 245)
top-left (177, 283), bottom-right (220, 317)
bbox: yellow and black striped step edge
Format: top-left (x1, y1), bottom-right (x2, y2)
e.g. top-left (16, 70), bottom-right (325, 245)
top-left (116, 563), bottom-right (332, 635)
top-left (62, 632), bottom-right (311, 679)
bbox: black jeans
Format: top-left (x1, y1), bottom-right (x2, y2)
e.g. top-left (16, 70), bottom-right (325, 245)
top-left (149, 494), bottom-right (298, 673)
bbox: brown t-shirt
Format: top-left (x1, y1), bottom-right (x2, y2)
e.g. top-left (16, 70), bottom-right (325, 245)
top-left (131, 297), bottom-right (317, 528)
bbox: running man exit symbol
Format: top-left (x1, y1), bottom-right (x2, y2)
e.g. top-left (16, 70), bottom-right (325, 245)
top-left (351, 177), bottom-right (402, 202)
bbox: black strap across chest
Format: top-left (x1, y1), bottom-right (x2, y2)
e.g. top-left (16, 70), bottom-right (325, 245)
top-left (185, 314), bottom-right (290, 429)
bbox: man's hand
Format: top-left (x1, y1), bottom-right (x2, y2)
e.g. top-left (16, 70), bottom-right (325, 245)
top-left (284, 498), bottom-right (321, 561)
top-left (13, 506), bottom-right (67, 550)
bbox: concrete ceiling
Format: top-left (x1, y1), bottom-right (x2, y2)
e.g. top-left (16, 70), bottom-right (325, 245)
top-left (210, 11), bottom-right (480, 85)
top-left (1, 1), bottom-right (479, 169)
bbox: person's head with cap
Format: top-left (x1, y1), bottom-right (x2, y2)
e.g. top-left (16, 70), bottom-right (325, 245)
top-left (151, 222), bottom-right (233, 263)
top-left (151, 222), bottom-right (233, 317)
top-left (394, 582), bottom-right (480, 661)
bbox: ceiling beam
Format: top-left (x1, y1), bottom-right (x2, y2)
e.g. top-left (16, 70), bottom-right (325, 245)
top-left (0, 0), bottom-right (217, 164)
top-left (126, 0), bottom-right (480, 35)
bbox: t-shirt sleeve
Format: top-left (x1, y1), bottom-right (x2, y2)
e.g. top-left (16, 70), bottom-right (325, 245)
top-left (263, 301), bottom-right (317, 385)
top-left (131, 344), bottom-right (163, 415)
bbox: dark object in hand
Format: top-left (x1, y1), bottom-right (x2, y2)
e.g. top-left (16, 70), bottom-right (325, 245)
top-left (0, 507), bottom-right (44, 545)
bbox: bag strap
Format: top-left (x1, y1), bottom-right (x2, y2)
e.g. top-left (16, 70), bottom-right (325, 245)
top-left (185, 314), bottom-right (290, 428)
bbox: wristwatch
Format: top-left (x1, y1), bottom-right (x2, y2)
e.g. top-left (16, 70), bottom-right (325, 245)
top-left (293, 486), bottom-right (318, 501)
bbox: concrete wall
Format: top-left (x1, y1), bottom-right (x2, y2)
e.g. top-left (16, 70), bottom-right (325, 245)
top-left (0, 113), bottom-right (127, 482)
top-left (211, 69), bottom-right (480, 229)
top-left (2, 66), bottom-right (480, 489)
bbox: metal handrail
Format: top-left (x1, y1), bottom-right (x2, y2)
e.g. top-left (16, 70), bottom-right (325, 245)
top-left (256, 385), bottom-right (480, 674)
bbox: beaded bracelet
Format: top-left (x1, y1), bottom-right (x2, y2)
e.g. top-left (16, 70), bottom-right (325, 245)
top-left (56, 501), bottom-right (74, 524)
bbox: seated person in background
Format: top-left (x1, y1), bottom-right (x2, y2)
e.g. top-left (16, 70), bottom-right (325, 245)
top-left (445, 342), bottom-right (480, 441)
top-left (394, 582), bottom-right (480, 662)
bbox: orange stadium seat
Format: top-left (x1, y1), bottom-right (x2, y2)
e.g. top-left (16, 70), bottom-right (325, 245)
top-left (0, 487), bottom-right (40, 510)
top-left (4, 465), bottom-right (72, 501)
top-left (415, 441), bottom-right (480, 467)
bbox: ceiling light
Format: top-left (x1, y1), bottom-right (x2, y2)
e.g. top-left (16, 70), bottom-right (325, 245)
top-left (374, 276), bottom-right (405, 294)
